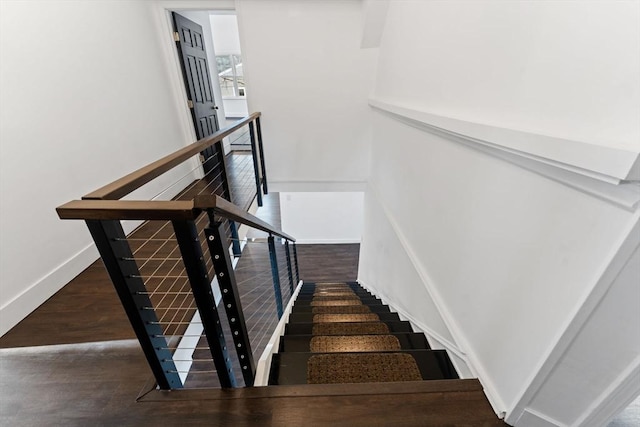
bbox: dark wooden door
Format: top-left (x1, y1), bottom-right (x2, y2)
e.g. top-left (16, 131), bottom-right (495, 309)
top-left (172, 13), bottom-right (219, 170)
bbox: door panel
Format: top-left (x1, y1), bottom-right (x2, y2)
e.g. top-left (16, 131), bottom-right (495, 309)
top-left (172, 12), bottom-right (220, 171)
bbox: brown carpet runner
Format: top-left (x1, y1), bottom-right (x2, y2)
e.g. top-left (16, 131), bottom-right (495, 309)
top-left (312, 322), bottom-right (390, 336)
top-left (304, 283), bottom-right (422, 384)
top-left (311, 305), bottom-right (371, 314)
top-left (313, 291), bottom-right (356, 297)
top-left (313, 313), bottom-right (380, 323)
top-left (311, 295), bottom-right (361, 302)
top-left (310, 335), bottom-right (401, 353)
top-left (307, 353), bottom-right (422, 384)
top-left (310, 299), bottom-right (363, 306)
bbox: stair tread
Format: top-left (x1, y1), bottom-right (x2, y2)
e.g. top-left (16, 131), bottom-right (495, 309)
top-left (288, 312), bottom-right (401, 324)
top-left (295, 298), bottom-right (383, 306)
top-left (308, 352), bottom-right (423, 384)
top-left (280, 332), bottom-right (430, 352)
top-left (269, 349), bottom-right (458, 385)
top-left (285, 320), bottom-right (415, 335)
top-left (138, 380), bottom-right (504, 426)
top-left (290, 305), bottom-right (391, 314)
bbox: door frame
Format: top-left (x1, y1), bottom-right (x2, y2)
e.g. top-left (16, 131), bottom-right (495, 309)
top-left (153, 1), bottom-right (236, 165)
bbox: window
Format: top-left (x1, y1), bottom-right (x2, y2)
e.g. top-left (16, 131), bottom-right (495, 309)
top-left (216, 54), bottom-right (245, 98)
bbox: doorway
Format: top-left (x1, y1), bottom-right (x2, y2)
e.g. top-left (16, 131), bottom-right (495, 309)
top-left (169, 9), bottom-right (250, 154)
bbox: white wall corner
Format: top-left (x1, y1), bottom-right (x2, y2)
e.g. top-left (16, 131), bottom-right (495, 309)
top-left (573, 353), bottom-right (640, 427)
top-left (0, 243), bottom-right (99, 337)
top-left (360, 0), bottom-right (389, 49)
top-left (506, 214), bottom-right (640, 425)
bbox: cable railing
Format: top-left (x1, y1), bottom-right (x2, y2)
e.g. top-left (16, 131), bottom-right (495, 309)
top-left (56, 113), bottom-right (298, 390)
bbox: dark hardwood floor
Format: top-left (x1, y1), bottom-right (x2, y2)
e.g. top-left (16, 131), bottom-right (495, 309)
top-left (296, 244), bottom-right (359, 282)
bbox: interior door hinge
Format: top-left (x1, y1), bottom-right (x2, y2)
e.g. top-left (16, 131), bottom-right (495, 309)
top-left (173, 31), bottom-right (180, 42)
top-left (187, 100), bottom-right (194, 109)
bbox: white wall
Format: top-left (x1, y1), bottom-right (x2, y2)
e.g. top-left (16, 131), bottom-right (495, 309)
top-left (235, 0), bottom-right (377, 190)
top-left (210, 14), bottom-right (241, 54)
top-left (360, 0), bottom-right (640, 423)
top-left (280, 192), bottom-right (363, 244)
top-left (0, 1), bottom-right (199, 335)
top-left (373, 0), bottom-right (639, 152)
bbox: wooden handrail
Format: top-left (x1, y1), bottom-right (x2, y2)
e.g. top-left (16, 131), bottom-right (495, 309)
top-left (83, 113), bottom-right (261, 201)
top-left (56, 195), bottom-right (295, 242)
top-left (194, 195), bottom-right (295, 241)
top-left (56, 200), bottom-right (198, 221)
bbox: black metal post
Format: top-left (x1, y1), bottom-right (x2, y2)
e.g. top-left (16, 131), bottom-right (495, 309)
top-left (172, 220), bottom-right (236, 388)
top-left (284, 240), bottom-right (294, 294)
top-left (228, 221), bottom-right (242, 257)
top-left (213, 143), bottom-right (242, 256)
top-left (85, 220), bottom-right (182, 390)
top-left (205, 221), bottom-right (256, 386)
top-left (292, 242), bottom-right (300, 284)
top-left (267, 235), bottom-right (284, 318)
top-left (248, 121), bottom-right (263, 207)
top-left (255, 116), bottom-right (268, 195)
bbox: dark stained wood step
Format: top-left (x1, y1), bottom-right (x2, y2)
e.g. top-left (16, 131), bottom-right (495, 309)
top-left (289, 304), bottom-right (391, 314)
top-left (294, 297), bottom-right (383, 306)
top-left (287, 312), bottom-right (401, 324)
top-left (296, 291), bottom-right (374, 298)
top-left (269, 349), bottom-right (458, 385)
top-left (141, 378), bottom-right (485, 401)
top-left (285, 320), bottom-right (415, 336)
top-left (279, 332), bottom-right (430, 352)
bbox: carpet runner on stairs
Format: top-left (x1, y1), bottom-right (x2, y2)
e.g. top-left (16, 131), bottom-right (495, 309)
top-left (268, 282), bottom-right (459, 385)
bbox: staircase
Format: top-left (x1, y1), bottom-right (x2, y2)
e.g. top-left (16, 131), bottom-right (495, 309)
top-left (269, 281), bottom-right (459, 385)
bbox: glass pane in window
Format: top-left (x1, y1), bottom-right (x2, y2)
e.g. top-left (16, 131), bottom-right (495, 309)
top-left (216, 55), bottom-right (235, 97)
top-left (233, 55), bottom-right (245, 97)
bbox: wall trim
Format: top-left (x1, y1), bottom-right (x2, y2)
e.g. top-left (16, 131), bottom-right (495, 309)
top-left (270, 180), bottom-right (367, 193)
top-left (295, 239), bottom-right (361, 245)
top-left (370, 99), bottom-right (640, 211)
top-left (0, 242), bottom-right (99, 337)
top-left (364, 183), bottom-right (508, 416)
top-left (506, 214), bottom-right (640, 425)
top-left (369, 98), bottom-right (639, 183)
top-left (358, 278), bottom-right (466, 362)
top-left (516, 408), bottom-right (566, 427)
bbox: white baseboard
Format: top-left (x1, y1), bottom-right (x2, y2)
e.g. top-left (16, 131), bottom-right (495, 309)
top-left (0, 243), bottom-right (99, 337)
top-left (269, 180), bottom-right (367, 193)
top-left (254, 280), bottom-right (303, 386)
top-left (294, 239), bottom-right (361, 244)
top-left (516, 409), bottom-right (565, 427)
